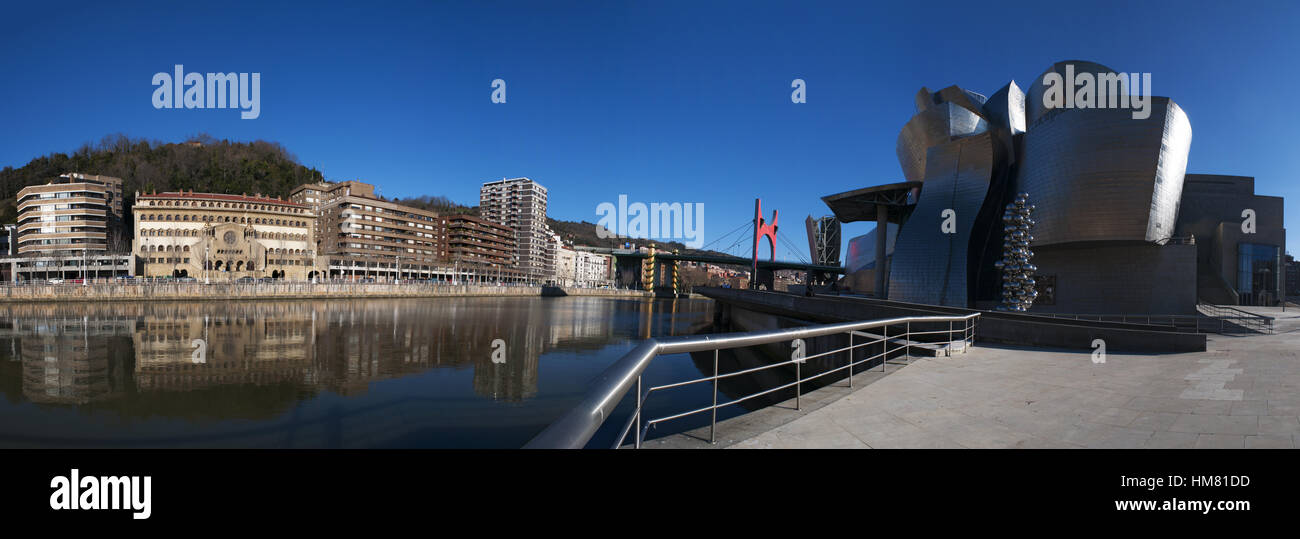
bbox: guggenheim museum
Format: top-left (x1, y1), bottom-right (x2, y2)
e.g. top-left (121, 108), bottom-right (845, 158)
top-left (826, 60), bottom-right (1285, 314)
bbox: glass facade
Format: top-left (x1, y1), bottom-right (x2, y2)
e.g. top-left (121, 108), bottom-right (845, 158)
top-left (1237, 243), bottom-right (1281, 306)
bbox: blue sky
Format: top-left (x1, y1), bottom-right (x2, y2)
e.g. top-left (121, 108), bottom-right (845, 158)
top-left (2, 0), bottom-right (1298, 258)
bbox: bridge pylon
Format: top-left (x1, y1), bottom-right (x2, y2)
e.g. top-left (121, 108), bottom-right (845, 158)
top-left (751, 198), bottom-right (778, 290)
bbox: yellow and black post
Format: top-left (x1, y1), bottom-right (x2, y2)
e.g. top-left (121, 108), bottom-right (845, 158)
top-left (672, 249), bottom-right (680, 296)
top-left (642, 244), bottom-right (656, 290)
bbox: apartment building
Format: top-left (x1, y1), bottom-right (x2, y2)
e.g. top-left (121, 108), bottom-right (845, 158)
top-left (15, 173), bottom-right (125, 256)
top-left (553, 245), bottom-right (614, 288)
top-left (290, 180), bottom-right (449, 280)
top-left (554, 246), bottom-right (577, 286)
top-left (445, 214), bottom-right (517, 272)
top-left (575, 250), bottom-right (614, 288)
top-left (480, 177), bottom-right (552, 282)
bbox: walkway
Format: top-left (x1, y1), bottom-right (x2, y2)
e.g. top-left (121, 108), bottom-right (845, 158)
top-left (721, 307), bottom-right (1300, 449)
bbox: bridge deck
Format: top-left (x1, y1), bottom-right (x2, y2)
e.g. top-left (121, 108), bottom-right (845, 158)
top-left (608, 250), bottom-right (845, 273)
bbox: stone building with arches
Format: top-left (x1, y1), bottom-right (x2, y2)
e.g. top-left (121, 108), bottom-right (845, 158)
top-left (131, 191), bottom-right (319, 281)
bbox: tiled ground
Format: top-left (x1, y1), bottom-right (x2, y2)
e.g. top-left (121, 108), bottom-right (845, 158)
top-left (727, 307), bottom-right (1300, 449)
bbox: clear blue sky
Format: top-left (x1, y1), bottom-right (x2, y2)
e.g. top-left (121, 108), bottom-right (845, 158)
top-left (2, 0), bottom-right (1298, 258)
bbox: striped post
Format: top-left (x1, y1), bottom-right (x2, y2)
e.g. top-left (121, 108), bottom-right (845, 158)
top-left (642, 244), bottom-right (656, 290)
top-left (672, 250), bottom-right (680, 296)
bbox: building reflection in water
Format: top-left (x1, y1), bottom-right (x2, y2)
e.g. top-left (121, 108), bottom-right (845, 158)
top-left (13, 316), bottom-right (133, 405)
top-left (0, 298), bottom-right (711, 433)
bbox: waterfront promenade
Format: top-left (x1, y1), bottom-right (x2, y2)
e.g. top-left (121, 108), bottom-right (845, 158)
top-left (648, 307), bottom-right (1300, 449)
top-left (0, 281), bottom-right (654, 302)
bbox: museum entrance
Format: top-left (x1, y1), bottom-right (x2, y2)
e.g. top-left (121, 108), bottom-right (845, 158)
top-left (1238, 243), bottom-right (1281, 306)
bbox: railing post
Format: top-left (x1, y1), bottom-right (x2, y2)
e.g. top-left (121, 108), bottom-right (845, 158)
top-left (904, 322), bottom-right (909, 365)
top-left (795, 356), bottom-right (801, 411)
top-left (884, 324), bottom-right (890, 372)
top-left (711, 349), bottom-right (718, 444)
top-left (848, 331), bottom-right (854, 388)
top-left (635, 376), bottom-right (642, 449)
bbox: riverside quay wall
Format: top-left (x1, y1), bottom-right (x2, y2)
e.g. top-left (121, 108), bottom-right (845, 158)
top-left (0, 282), bottom-right (655, 303)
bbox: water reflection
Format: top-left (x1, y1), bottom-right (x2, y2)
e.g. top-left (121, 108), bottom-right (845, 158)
top-left (0, 297), bottom-right (714, 447)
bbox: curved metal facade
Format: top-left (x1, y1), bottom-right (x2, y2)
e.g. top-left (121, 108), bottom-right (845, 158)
top-left (896, 101), bottom-right (989, 182)
top-left (873, 60), bottom-right (1198, 310)
top-left (888, 132), bottom-right (996, 305)
top-left (1013, 97), bottom-right (1192, 246)
top-left (1025, 60), bottom-right (1117, 126)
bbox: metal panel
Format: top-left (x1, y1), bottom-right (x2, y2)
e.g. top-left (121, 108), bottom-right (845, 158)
top-left (888, 132), bottom-right (995, 306)
top-left (1012, 97), bottom-right (1192, 246)
top-left (1025, 60), bottom-right (1118, 127)
top-left (896, 102), bottom-right (989, 182)
top-left (983, 81), bottom-right (1026, 136)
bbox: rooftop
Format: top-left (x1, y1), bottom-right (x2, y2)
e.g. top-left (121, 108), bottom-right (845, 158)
top-left (138, 191), bottom-right (305, 207)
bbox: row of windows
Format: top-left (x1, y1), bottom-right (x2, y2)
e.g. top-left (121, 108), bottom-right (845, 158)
top-left (140, 244), bottom-right (312, 256)
top-left (343, 203), bottom-right (438, 223)
top-left (19, 191), bottom-right (107, 203)
top-left (138, 228), bottom-right (307, 241)
top-left (139, 214), bottom-right (309, 227)
top-left (143, 199), bottom-right (308, 214)
top-left (20, 238), bottom-right (107, 246)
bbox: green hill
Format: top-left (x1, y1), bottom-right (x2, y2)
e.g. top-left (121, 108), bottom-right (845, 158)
top-left (0, 134), bottom-right (324, 225)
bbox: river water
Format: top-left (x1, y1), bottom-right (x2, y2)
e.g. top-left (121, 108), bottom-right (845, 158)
top-left (0, 296), bottom-right (741, 448)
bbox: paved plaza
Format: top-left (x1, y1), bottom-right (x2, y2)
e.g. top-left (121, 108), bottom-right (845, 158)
top-left (698, 307), bottom-right (1300, 449)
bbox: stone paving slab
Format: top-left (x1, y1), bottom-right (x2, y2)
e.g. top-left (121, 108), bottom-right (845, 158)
top-left (717, 307), bottom-right (1300, 449)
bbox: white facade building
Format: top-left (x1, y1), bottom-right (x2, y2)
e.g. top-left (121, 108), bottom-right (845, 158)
top-left (479, 177), bottom-right (550, 282)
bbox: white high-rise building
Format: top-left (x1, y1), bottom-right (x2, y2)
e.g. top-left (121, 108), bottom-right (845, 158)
top-left (480, 178), bottom-right (551, 282)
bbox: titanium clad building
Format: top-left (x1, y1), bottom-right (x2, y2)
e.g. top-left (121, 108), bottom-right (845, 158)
top-left (826, 60), bottom-right (1285, 314)
top-left (1014, 97), bottom-right (1191, 246)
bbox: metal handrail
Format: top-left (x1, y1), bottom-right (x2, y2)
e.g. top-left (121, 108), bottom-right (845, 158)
top-left (524, 313), bottom-right (979, 449)
top-left (1033, 309), bottom-right (1273, 335)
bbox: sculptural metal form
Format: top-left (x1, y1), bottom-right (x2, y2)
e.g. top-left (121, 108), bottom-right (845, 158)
top-left (994, 193), bottom-right (1037, 311)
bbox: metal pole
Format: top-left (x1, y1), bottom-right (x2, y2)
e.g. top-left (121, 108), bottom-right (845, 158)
top-left (711, 349), bottom-right (718, 444)
top-left (904, 321), bottom-right (910, 364)
top-left (635, 376), bottom-right (642, 449)
top-left (848, 331), bottom-right (853, 388)
top-left (882, 324), bottom-right (888, 372)
top-left (795, 355), bottom-right (801, 411)
top-left (874, 204), bottom-right (887, 298)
